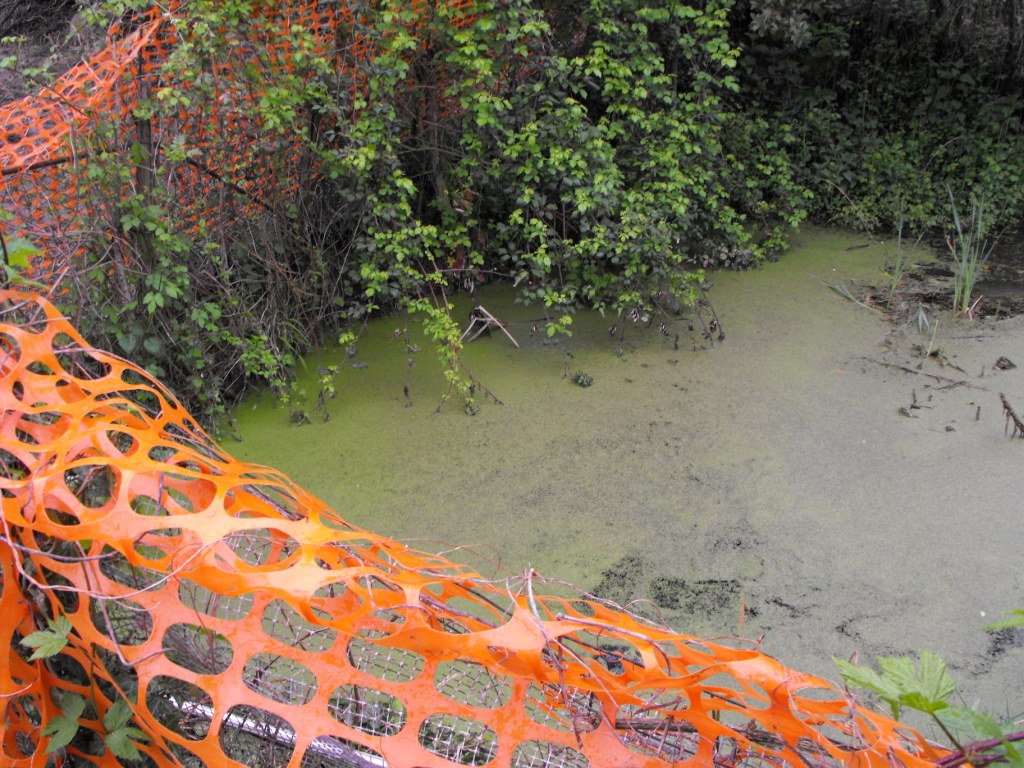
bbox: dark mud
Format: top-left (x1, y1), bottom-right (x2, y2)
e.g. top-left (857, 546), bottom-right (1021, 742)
top-left (859, 225), bottom-right (1024, 323)
top-left (590, 553), bottom-right (743, 625)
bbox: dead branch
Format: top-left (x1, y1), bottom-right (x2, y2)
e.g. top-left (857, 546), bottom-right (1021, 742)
top-left (860, 357), bottom-right (994, 393)
top-left (1000, 393), bottom-right (1024, 438)
top-left (461, 305), bottom-right (520, 348)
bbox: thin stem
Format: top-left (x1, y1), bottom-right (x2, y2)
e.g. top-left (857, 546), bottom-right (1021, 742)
top-left (937, 729), bottom-right (1024, 768)
top-left (931, 711), bottom-right (964, 753)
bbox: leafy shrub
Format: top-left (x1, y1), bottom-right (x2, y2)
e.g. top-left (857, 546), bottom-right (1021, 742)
top-left (53, 0), bottom-right (809, 424)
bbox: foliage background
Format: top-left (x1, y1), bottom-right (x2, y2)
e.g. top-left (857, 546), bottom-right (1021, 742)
top-left (2, 0), bottom-right (1024, 425)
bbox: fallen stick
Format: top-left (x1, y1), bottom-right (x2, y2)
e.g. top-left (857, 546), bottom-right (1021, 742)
top-left (863, 358), bottom-right (1024, 443)
top-left (1001, 393), bottom-right (1024, 438)
top-left (461, 305), bottom-right (520, 348)
top-left (860, 357), bottom-right (994, 394)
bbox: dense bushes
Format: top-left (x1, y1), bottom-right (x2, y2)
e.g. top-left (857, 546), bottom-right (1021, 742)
top-left (9, 0), bottom-right (1024, 424)
top-left (42, 0), bottom-right (809, 425)
top-left (731, 0), bottom-right (1024, 233)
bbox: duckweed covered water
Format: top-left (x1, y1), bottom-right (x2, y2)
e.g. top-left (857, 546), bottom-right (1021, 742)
top-left (231, 226), bottom-right (1024, 710)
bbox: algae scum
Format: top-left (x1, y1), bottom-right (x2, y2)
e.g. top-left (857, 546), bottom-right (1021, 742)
top-left (232, 227), bottom-right (1024, 710)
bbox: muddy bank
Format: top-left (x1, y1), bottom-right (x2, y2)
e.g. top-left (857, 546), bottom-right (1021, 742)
top-left (231, 225), bottom-right (1024, 717)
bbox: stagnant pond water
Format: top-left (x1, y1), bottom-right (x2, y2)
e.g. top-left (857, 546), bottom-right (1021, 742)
top-left (230, 226), bottom-right (1024, 716)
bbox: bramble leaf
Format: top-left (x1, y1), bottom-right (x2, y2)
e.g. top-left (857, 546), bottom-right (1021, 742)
top-left (103, 697), bottom-right (133, 732)
top-left (104, 697), bottom-right (148, 759)
top-left (6, 236), bottom-right (41, 265)
top-left (835, 650), bottom-right (955, 719)
top-left (106, 726), bottom-right (147, 760)
top-left (879, 650), bottom-right (955, 714)
top-left (834, 657), bottom-right (904, 718)
top-left (41, 693), bottom-right (85, 753)
top-left (939, 706), bottom-right (1006, 742)
top-left (20, 615), bottom-right (72, 661)
top-left (940, 707), bottom-right (1024, 767)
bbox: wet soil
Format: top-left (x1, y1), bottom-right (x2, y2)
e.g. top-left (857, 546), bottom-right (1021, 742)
top-left (232, 225), bottom-right (1024, 724)
top-left (858, 225), bottom-right (1024, 323)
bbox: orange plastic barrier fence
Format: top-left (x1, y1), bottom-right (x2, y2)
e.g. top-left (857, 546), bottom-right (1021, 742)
top-left (0, 10), bottom-right (165, 281)
top-left (0, 289), bottom-right (946, 768)
top-left (0, 0), bottom-right (476, 284)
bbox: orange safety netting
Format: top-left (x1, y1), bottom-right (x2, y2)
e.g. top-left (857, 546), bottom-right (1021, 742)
top-left (0, 0), bottom-right (476, 285)
top-left (0, 289), bottom-right (947, 768)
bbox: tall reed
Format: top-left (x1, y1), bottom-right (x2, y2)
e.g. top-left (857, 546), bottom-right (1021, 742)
top-left (948, 190), bottom-right (994, 317)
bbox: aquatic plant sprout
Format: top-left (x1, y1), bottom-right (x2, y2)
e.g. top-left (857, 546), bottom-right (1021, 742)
top-left (948, 190), bottom-right (996, 317)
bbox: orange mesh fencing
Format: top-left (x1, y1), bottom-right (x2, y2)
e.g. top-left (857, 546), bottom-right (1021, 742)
top-left (0, 0), bottom-right (477, 285)
top-left (0, 288), bottom-right (948, 768)
top-left (0, 11), bottom-right (165, 281)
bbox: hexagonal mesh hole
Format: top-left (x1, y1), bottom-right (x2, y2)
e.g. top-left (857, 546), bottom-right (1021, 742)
top-left (89, 597), bottom-right (153, 646)
top-left (328, 684), bottom-right (407, 737)
top-left (145, 675), bottom-right (213, 741)
top-left (242, 652), bottom-right (318, 706)
top-left (347, 637), bottom-right (424, 682)
top-left (434, 658), bottom-right (511, 708)
top-left (178, 579), bottom-right (254, 621)
top-left (262, 598), bottom-right (338, 652)
top-left (418, 714), bottom-right (498, 766)
top-left (512, 740), bottom-right (590, 768)
top-left (219, 705), bottom-right (295, 768)
top-left (164, 623), bottom-right (234, 675)
top-left (524, 684), bottom-right (602, 733)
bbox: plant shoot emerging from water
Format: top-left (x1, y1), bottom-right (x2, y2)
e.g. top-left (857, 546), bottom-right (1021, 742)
top-left (948, 191), bottom-right (995, 318)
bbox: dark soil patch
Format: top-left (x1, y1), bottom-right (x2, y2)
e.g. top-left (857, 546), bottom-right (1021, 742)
top-left (986, 626), bottom-right (1024, 659)
top-left (590, 553), bottom-right (742, 626)
top-left (649, 576), bottom-right (741, 615)
top-left (0, 3), bottom-right (97, 105)
top-left (0, 0), bottom-right (77, 40)
top-left (590, 554), bottom-right (648, 607)
top-left (971, 227), bottom-right (1024, 317)
top-left (862, 226), bottom-right (1024, 322)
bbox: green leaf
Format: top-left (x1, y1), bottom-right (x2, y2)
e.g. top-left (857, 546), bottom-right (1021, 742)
top-left (940, 707), bottom-right (1024, 766)
top-left (939, 706), bottom-right (1007, 742)
top-left (6, 236), bottom-right (41, 265)
top-left (834, 657), bottom-right (904, 717)
top-left (42, 693), bottom-right (85, 753)
top-left (984, 609), bottom-right (1024, 631)
top-left (106, 725), bottom-right (147, 761)
top-left (103, 697), bottom-right (134, 732)
top-left (21, 615), bottom-right (72, 661)
top-left (835, 651), bottom-right (956, 719)
top-left (881, 651), bottom-right (955, 714)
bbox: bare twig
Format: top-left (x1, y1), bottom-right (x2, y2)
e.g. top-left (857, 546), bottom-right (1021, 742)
top-left (1000, 393), bottom-right (1024, 437)
top-left (860, 357), bottom-right (994, 393)
top-left (461, 305), bottom-right (520, 348)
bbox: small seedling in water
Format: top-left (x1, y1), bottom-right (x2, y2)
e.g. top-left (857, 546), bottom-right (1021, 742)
top-left (924, 319), bottom-right (941, 360)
